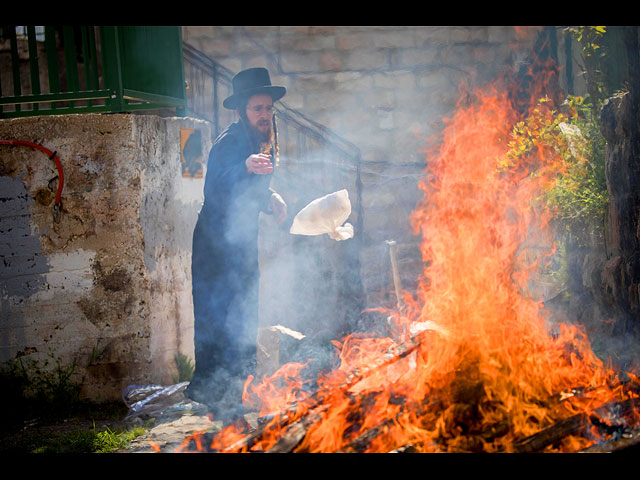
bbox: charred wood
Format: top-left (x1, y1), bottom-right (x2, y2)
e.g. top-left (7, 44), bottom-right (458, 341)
top-left (265, 406), bottom-right (328, 453)
top-left (266, 419), bottom-right (308, 453)
top-left (514, 397), bottom-right (640, 453)
top-left (336, 416), bottom-right (397, 453)
top-left (389, 444), bottom-right (419, 453)
top-left (580, 427), bottom-right (640, 452)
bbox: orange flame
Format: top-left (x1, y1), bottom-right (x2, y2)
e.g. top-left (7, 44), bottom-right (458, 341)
top-left (242, 361), bottom-right (312, 417)
top-left (204, 70), bottom-right (639, 453)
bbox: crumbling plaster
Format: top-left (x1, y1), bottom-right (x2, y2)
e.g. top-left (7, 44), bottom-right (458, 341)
top-left (0, 113), bottom-right (212, 401)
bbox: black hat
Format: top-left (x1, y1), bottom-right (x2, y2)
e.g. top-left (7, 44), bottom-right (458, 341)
top-left (223, 67), bottom-right (286, 110)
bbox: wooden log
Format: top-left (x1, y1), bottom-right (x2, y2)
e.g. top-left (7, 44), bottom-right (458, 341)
top-left (266, 420), bottom-right (308, 453)
top-left (219, 403), bottom-right (329, 453)
top-left (579, 428), bottom-right (640, 453)
top-left (514, 414), bottom-right (587, 453)
top-left (385, 240), bottom-right (403, 309)
top-left (266, 407), bottom-right (327, 453)
top-left (261, 392), bottom-right (640, 453)
top-left (514, 397), bottom-right (640, 453)
top-left (336, 395), bottom-right (638, 454)
top-left (257, 325), bottom-right (306, 380)
top-left (336, 416), bottom-right (397, 453)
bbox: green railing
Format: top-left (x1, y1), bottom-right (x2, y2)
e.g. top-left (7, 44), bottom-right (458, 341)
top-left (0, 26), bottom-right (187, 117)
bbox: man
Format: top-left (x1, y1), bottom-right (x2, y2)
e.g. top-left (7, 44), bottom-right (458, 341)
top-left (185, 68), bottom-right (287, 424)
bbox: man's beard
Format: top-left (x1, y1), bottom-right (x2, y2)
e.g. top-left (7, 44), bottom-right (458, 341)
top-left (250, 119), bottom-right (274, 145)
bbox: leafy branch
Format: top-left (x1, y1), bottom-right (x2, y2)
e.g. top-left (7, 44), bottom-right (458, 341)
top-left (500, 93), bottom-right (608, 246)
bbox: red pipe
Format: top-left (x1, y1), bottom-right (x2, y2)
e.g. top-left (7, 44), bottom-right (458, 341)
top-left (0, 139), bottom-right (64, 220)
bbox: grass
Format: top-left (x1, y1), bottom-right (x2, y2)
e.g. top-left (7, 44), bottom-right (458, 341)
top-left (1, 353), bottom-right (194, 453)
top-left (0, 400), bottom-right (148, 453)
top-left (29, 422), bottom-right (147, 454)
top-left (0, 358), bottom-right (148, 453)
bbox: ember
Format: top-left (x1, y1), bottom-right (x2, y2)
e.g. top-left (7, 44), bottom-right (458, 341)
top-left (181, 69), bottom-right (640, 453)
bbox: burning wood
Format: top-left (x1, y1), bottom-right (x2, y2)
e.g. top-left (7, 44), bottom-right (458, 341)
top-left (515, 396), bottom-right (640, 453)
top-left (177, 335), bottom-right (640, 453)
top-left (209, 333), bottom-right (429, 453)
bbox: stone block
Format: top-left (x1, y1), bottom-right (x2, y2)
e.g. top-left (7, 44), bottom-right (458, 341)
top-left (394, 47), bottom-right (439, 69)
top-left (342, 49), bottom-right (390, 71)
top-left (280, 51), bottom-right (326, 73)
top-left (279, 34), bottom-right (335, 52)
top-left (372, 70), bottom-right (415, 90)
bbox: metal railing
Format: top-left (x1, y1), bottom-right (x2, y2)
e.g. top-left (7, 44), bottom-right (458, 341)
top-left (0, 25), bottom-right (187, 117)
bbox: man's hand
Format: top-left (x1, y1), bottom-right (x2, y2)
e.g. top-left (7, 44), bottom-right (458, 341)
top-left (270, 192), bottom-right (287, 225)
top-left (246, 153), bottom-right (273, 174)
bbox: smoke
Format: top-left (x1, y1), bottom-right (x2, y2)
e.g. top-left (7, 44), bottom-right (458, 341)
top-left (257, 149), bottom-right (364, 383)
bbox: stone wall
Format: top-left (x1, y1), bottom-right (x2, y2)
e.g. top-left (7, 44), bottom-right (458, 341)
top-left (0, 113), bottom-right (212, 401)
top-left (182, 25), bottom-right (544, 309)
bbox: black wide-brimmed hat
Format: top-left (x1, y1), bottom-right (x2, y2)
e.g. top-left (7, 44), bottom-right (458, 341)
top-left (223, 67), bottom-right (286, 110)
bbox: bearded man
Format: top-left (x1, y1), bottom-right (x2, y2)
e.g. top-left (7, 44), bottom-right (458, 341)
top-left (185, 68), bottom-right (287, 424)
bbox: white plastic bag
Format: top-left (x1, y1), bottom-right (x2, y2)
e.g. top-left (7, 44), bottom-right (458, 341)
top-left (290, 189), bottom-right (354, 241)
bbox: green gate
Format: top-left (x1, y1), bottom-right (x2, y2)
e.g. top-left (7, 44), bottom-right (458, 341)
top-left (0, 25), bottom-right (187, 117)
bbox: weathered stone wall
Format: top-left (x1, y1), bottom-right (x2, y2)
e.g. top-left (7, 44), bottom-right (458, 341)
top-left (0, 113), bottom-right (212, 401)
top-left (182, 25), bottom-right (542, 309)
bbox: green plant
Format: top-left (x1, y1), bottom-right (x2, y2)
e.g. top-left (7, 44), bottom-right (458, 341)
top-left (545, 95), bottom-right (608, 245)
top-left (92, 423), bottom-right (146, 453)
top-left (173, 353), bottom-right (195, 383)
top-left (30, 429), bottom-right (96, 454)
top-left (28, 423), bottom-right (146, 453)
top-left (499, 84), bottom-right (608, 247)
top-left (564, 26), bottom-right (609, 112)
top-left (7, 354), bottom-right (83, 406)
top-left (498, 91), bottom-right (609, 295)
top-left (0, 354), bottom-right (87, 428)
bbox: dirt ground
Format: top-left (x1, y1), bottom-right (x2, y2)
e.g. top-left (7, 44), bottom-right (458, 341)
top-left (0, 405), bottom-right (258, 454)
top-left (0, 407), bottom-right (128, 453)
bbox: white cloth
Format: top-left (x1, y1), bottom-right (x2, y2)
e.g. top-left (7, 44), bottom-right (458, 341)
top-left (290, 189), bottom-right (354, 241)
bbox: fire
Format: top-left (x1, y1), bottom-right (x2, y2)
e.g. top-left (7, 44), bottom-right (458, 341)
top-left (194, 70), bottom-right (640, 453)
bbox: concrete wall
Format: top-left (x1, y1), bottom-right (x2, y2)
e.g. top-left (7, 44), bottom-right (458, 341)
top-left (0, 113), bottom-right (212, 401)
top-left (182, 25), bottom-right (543, 308)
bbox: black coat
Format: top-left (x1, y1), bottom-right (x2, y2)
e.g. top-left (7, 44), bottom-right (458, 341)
top-left (186, 120), bottom-right (274, 418)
